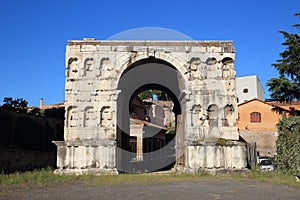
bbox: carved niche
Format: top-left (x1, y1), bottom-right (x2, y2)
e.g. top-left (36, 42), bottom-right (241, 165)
top-left (100, 57), bottom-right (117, 80)
top-left (223, 104), bottom-right (235, 127)
top-left (84, 106), bottom-right (97, 127)
top-left (191, 104), bottom-right (203, 126)
top-left (205, 57), bottom-right (218, 78)
top-left (100, 106), bottom-right (113, 127)
top-left (67, 57), bottom-right (79, 80)
top-left (222, 57), bottom-right (235, 78)
top-left (207, 104), bottom-right (219, 127)
top-left (83, 57), bottom-right (94, 77)
top-left (67, 106), bottom-right (79, 127)
top-left (188, 57), bottom-right (201, 80)
top-left (206, 57), bottom-right (217, 65)
top-left (97, 57), bottom-right (110, 78)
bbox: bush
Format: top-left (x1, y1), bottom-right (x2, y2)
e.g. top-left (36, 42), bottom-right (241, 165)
top-left (275, 116), bottom-right (300, 173)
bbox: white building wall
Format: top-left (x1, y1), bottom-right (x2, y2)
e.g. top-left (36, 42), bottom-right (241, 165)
top-left (256, 77), bottom-right (265, 101)
top-left (236, 75), bottom-right (264, 103)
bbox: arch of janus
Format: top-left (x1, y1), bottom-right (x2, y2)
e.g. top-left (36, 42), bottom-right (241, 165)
top-left (53, 39), bottom-right (247, 175)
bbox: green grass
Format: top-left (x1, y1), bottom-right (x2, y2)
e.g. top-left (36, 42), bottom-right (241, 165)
top-left (0, 168), bottom-right (299, 188)
top-left (0, 167), bottom-right (79, 185)
top-left (0, 169), bottom-right (205, 186)
top-left (239, 170), bottom-right (300, 188)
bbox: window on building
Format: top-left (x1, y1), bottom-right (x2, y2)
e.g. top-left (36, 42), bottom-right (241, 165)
top-left (250, 112), bottom-right (261, 123)
top-left (243, 88), bottom-right (249, 93)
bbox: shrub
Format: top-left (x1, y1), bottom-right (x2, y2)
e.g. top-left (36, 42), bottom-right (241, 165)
top-left (275, 116), bottom-right (300, 173)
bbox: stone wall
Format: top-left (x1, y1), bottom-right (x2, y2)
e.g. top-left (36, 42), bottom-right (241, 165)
top-left (0, 108), bottom-right (63, 151)
top-left (0, 149), bottom-right (56, 173)
top-left (240, 131), bottom-right (277, 157)
top-left (0, 108), bottom-right (63, 172)
top-left (186, 143), bottom-right (247, 172)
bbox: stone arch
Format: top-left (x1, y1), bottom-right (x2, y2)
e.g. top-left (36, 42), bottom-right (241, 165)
top-left (156, 52), bottom-right (190, 84)
top-left (116, 57), bottom-right (187, 128)
top-left (116, 51), bottom-right (190, 88)
top-left (116, 56), bottom-right (189, 172)
top-left (54, 40), bottom-right (246, 175)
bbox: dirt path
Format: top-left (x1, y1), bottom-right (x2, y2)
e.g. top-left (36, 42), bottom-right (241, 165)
top-left (1, 178), bottom-right (299, 200)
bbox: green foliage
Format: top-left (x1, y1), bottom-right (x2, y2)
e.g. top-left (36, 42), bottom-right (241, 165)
top-left (138, 90), bottom-right (169, 100)
top-left (275, 116), bottom-right (300, 173)
top-left (1, 97), bottom-right (28, 111)
top-left (138, 90), bottom-right (153, 100)
top-left (267, 13), bottom-right (300, 102)
top-left (293, 13), bottom-right (300, 29)
top-left (0, 167), bottom-right (78, 185)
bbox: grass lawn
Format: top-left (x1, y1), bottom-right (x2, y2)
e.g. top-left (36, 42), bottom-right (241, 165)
top-left (0, 168), bottom-right (299, 188)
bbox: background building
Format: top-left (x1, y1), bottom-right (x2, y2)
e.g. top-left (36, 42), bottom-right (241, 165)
top-left (237, 99), bottom-right (290, 157)
top-left (236, 75), bottom-right (264, 103)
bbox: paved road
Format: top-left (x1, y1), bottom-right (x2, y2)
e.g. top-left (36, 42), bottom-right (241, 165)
top-left (1, 178), bottom-right (299, 200)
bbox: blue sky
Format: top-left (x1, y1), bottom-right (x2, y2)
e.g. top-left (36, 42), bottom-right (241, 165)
top-left (0, 0), bottom-right (299, 106)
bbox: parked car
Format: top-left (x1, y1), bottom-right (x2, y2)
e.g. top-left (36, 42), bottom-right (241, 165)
top-left (259, 158), bottom-right (274, 171)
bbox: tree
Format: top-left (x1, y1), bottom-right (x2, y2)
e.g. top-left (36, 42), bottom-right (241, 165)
top-left (138, 90), bottom-right (169, 101)
top-left (293, 13), bottom-right (300, 29)
top-left (275, 116), bottom-right (300, 173)
top-left (267, 13), bottom-right (300, 102)
top-left (1, 97), bottom-right (28, 111)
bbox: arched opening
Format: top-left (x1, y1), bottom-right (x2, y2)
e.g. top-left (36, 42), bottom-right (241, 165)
top-left (128, 84), bottom-right (180, 171)
top-left (116, 58), bottom-right (186, 173)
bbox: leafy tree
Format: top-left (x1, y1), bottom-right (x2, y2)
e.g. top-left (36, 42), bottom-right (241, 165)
top-left (138, 90), bottom-right (169, 101)
top-left (138, 90), bottom-right (154, 100)
top-left (268, 14), bottom-right (300, 173)
top-left (275, 116), bottom-right (300, 173)
top-left (1, 97), bottom-right (28, 111)
top-left (267, 13), bottom-right (300, 102)
top-left (2, 97), bottom-right (13, 107)
top-left (293, 13), bottom-right (300, 29)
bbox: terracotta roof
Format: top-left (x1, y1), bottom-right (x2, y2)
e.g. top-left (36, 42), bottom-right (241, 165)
top-left (238, 98), bottom-right (291, 112)
top-left (268, 100), bottom-right (300, 111)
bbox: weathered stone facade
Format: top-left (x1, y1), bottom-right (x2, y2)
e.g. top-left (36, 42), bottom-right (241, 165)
top-left (54, 39), bottom-right (247, 174)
